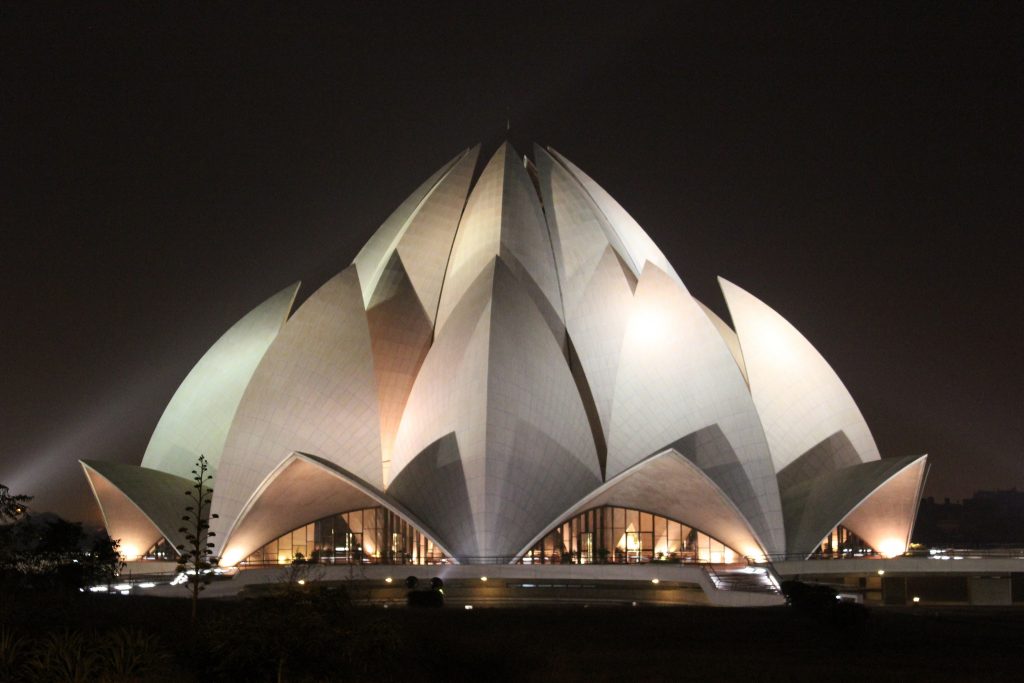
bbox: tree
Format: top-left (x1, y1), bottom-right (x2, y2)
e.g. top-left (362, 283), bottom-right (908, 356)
top-left (0, 484), bottom-right (31, 522)
top-left (175, 455), bottom-right (218, 622)
top-left (1, 515), bottom-right (90, 593)
top-left (0, 484), bottom-right (31, 585)
top-left (88, 533), bottom-right (125, 590)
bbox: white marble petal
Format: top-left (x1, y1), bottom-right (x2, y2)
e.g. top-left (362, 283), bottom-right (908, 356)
top-left (516, 449), bottom-right (767, 562)
top-left (842, 455), bottom-right (928, 558)
top-left (391, 259), bottom-right (600, 560)
top-left (547, 147), bottom-right (681, 285)
top-left (535, 147), bottom-right (635, 454)
top-left (142, 283), bottom-right (298, 480)
top-left (607, 263), bottom-right (784, 555)
top-left (367, 253), bottom-right (434, 484)
top-left (436, 143), bottom-right (564, 339)
top-left (217, 452), bottom-right (454, 567)
top-left (80, 460), bottom-right (195, 560)
top-left (695, 299), bottom-right (748, 385)
top-left (719, 277), bottom-right (881, 473)
top-left (394, 146), bottom-right (479, 323)
top-left (353, 149), bottom-right (467, 308)
top-left (364, 148), bottom-right (478, 481)
top-left (210, 266), bottom-right (382, 546)
top-left (782, 454), bottom-right (928, 558)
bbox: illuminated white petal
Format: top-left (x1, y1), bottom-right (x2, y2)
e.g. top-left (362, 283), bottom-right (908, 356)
top-left (719, 277), bottom-right (881, 475)
top-left (841, 454), bottom-right (928, 558)
top-left (142, 283), bottom-right (298, 479)
top-left (607, 263), bottom-right (784, 555)
top-left (391, 259), bottom-right (600, 560)
top-left (436, 143), bottom-right (563, 339)
top-left (217, 452), bottom-right (452, 567)
top-left (81, 460), bottom-right (194, 559)
top-left (535, 147), bottom-right (635, 459)
top-left (211, 266), bottom-right (382, 544)
top-left (516, 448), bottom-right (767, 563)
top-left (694, 299), bottom-right (748, 385)
top-left (547, 147), bottom-right (681, 284)
top-left (353, 149), bottom-right (470, 308)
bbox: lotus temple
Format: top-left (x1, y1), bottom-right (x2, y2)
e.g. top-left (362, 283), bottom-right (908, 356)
top-left (80, 143), bottom-right (934, 605)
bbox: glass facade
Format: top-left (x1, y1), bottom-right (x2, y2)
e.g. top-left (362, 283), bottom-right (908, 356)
top-left (811, 525), bottom-right (876, 558)
top-left (143, 537), bottom-right (177, 561)
top-left (243, 507), bottom-right (447, 565)
top-left (519, 505), bottom-right (739, 564)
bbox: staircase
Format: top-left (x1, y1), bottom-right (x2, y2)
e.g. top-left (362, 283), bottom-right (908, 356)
top-left (704, 563), bottom-right (782, 596)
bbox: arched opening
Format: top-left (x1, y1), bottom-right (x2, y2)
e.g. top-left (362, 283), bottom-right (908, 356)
top-left (240, 506), bottom-right (448, 566)
top-left (519, 505), bottom-right (741, 565)
top-left (811, 524), bottom-right (879, 559)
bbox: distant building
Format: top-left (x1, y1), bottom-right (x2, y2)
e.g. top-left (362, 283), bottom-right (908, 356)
top-left (80, 143), bottom-right (927, 568)
top-left (915, 489), bottom-right (1024, 546)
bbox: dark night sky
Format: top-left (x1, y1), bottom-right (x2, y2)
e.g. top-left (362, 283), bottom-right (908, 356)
top-left (1, 3), bottom-right (1021, 525)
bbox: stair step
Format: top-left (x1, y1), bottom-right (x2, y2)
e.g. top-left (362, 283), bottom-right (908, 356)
top-left (706, 564), bottom-right (781, 595)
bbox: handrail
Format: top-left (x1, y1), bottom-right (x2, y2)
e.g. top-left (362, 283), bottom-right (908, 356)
top-left (764, 547), bottom-right (1024, 562)
top-left (235, 555), bottom-right (739, 568)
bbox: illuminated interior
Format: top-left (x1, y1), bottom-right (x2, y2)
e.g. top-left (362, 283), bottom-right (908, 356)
top-left (242, 506), bottom-right (446, 565)
top-left (520, 505), bottom-right (739, 564)
top-left (142, 537), bottom-right (177, 561)
top-left (811, 525), bottom-right (884, 559)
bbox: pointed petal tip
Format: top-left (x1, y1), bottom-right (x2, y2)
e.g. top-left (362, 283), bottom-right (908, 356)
top-left (498, 140), bottom-right (519, 157)
top-left (463, 144), bottom-right (482, 166)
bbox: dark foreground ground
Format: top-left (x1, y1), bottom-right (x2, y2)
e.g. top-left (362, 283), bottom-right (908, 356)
top-left (2, 590), bottom-right (1023, 682)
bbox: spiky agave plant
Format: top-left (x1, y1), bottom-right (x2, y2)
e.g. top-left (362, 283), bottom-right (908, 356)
top-left (94, 627), bottom-right (168, 680)
top-left (176, 454), bottom-right (219, 623)
top-left (26, 630), bottom-right (97, 683)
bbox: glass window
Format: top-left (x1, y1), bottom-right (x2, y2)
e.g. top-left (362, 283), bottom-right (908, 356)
top-left (522, 505), bottom-right (742, 565)
top-left (241, 506), bottom-right (448, 566)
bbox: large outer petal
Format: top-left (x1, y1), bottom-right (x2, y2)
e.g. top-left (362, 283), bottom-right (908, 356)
top-left (607, 263), bottom-right (784, 555)
top-left (516, 447), bottom-right (767, 562)
top-left (390, 259), bottom-right (600, 560)
top-left (719, 277), bottom-right (881, 474)
top-left (141, 283), bottom-right (298, 480)
top-left (80, 460), bottom-right (194, 559)
top-left (210, 266), bottom-right (382, 546)
top-left (217, 452), bottom-right (454, 567)
top-left (841, 454), bottom-right (928, 558)
top-left (782, 454), bottom-right (928, 558)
